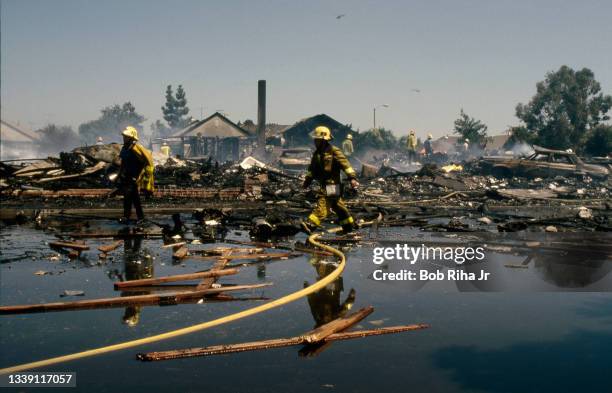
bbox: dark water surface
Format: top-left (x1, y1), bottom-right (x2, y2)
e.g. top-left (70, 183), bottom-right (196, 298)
top-left (1, 222), bottom-right (611, 393)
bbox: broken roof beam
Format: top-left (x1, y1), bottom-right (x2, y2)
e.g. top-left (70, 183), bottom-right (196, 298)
top-left (113, 269), bottom-right (239, 289)
top-left (49, 241), bottom-right (89, 251)
top-left (138, 323), bottom-right (429, 361)
top-left (187, 252), bottom-right (299, 261)
top-left (0, 283), bottom-right (271, 315)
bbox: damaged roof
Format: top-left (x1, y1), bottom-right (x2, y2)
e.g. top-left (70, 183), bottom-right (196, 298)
top-left (239, 121), bottom-right (291, 137)
top-left (171, 112), bottom-right (253, 139)
top-left (1, 120), bottom-right (39, 142)
top-left (283, 114), bottom-right (355, 146)
top-left (486, 134), bottom-right (512, 151)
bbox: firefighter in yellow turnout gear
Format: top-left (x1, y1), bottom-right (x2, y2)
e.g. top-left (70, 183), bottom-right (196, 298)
top-left (118, 126), bottom-right (154, 224)
top-left (302, 126), bottom-right (359, 234)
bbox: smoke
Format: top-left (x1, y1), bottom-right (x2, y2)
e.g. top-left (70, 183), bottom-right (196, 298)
top-left (434, 139), bottom-right (456, 155)
top-left (509, 142), bottom-right (535, 157)
top-left (0, 143), bottom-right (43, 161)
top-left (356, 148), bottom-right (390, 164)
top-left (35, 124), bottom-right (82, 158)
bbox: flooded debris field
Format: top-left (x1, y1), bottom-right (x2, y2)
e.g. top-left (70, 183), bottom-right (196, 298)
top-left (1, 212), bottom-right (611, 392)
top-left (1, 137), bottom-right (611, 393)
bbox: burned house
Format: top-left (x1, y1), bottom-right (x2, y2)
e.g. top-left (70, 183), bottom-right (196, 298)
top-left (0, 120), bottom-right (39, 160)
top-left (431, 133), bottom-right (511, 155)
top-left (283, 114), bottom-right (355, 148)
top-left (485, 134), bottom-right (512, 154)
top-left (239, 121), bottom-right (291, 146)
top-left (169, 112), bottom-right (254, 162)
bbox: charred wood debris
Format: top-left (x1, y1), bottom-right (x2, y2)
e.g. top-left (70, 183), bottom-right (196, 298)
top-left (1, 143), bottom-right (610, 235)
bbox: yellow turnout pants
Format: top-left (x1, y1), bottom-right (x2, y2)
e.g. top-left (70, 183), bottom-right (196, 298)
top-left (307, 194), bottom-right (354, 228)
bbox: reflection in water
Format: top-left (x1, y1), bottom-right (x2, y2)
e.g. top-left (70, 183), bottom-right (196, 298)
top-left (304, 257), bottom-right (355, 328)
top-left (121, 237), bottom-right (153, 326)
top-left (532, 249), bottom-right (612, 288)
top-left (433, 328), bottom-right (612, 393)
top-left (161, 213), bottom-right (187, 242)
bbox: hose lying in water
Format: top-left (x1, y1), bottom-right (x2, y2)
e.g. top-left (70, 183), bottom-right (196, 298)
top-left (0, 231), bottom-right (347, 375)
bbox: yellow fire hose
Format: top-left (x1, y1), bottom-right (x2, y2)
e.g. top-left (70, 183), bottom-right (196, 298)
top-left (0, 232), bottom-right (347, 374)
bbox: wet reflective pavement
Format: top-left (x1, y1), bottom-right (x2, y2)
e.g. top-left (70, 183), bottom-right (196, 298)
top-left (1, 221), bottom-right (611, 393)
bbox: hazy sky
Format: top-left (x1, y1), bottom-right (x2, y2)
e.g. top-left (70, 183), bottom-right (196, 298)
top-left (2, 0), bottom-right (611, 138)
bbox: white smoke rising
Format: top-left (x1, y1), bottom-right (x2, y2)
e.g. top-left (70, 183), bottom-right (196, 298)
top-left (0, 143), bottom-right (44, 161)
top-left (509, 142), bottom-right (535, 157)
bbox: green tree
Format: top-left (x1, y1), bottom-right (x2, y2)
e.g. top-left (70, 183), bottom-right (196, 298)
top-left (78, 102), bottom-right (145, 144)
top-left (353, 128), bottom-right (398, 154)
top-left (36, 124), bottom-right (79, 155)
top-left (161, 84), bottom-right (190, 129)
top-left (515, 65), bottom-right (612, 151)
top-left (174, 85), bottom-right (190, 128)
top-left (453, 109), bottom-right (488, 147)
top-left (161, 85), bottom-right (177, 126)
top-left (584, 124), bottom-right (612, 157)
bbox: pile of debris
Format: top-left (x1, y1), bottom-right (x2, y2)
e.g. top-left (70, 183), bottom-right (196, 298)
top-left (0, 145), bottom-right (302, 202)
top-left (1, 143), bottom-right (609, 234)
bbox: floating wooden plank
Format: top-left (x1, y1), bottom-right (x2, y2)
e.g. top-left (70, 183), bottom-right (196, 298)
top-left (173, 246), bottom-right (189, 260)
top-left (119, 284), bottom-right (201, 293)
top-left (97, 240), bottom-right (123, 253)
top-left (301, 306), bottom-right (374, 343)
top-left (189, 252), bottom-right (296, 261)
top-left (298, 307), bottom-right (374, 357)
top-left (196, 258), bottom-right (229, 291)
top-left (114, 269), bottom-right (239, 289)
top-left (191, 247), bottom-right (264, 256)
top-left (0, 283), bottom-right (271, 314)
top-left (137, 324), bottom-right (430, 361)
top-left (162, 242), bottom-right (186, 249)
top-left (49, 241), bottom-right (89, 251)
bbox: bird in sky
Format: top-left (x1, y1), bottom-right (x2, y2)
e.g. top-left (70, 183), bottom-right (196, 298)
top-left (411, 88), bottom-right (421, 93)
top-left (336, 14), bottom-right (346, 19)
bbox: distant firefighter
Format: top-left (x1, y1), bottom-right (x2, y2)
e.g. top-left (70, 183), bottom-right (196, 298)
top-left (407, 130), bottom-right (418, 163)
top-left (342, 133), bottom-right (354, 157)
top-left (160, 141), bottom-right (171, 157)
top-left (424, 133), bottom-right (434, 156)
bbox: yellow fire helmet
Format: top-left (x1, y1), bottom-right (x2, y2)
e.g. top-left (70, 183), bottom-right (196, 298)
top-left (122, 126), bottom-right (139, 141)
top-left (313, 126), bottom-right (332, 140)
top-left (346, 134), bottom-right (353, 140)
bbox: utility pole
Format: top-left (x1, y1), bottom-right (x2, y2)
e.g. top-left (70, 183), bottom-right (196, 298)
top-left (373, 104), bottom-right (389, 130)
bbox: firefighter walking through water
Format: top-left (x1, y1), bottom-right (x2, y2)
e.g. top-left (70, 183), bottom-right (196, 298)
top-left (117, 126), bottom-right (154, 224)
top-left (301, 126), bottom-right (359, 234)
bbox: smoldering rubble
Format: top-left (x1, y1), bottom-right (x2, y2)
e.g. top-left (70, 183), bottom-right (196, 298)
top-left (0, 142), bottom-right (610, 235)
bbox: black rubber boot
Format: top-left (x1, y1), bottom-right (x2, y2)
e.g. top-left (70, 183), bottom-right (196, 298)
top-left (300, 221), bottom-right (314, 235)
top-left (340, 223), bottom-right (355, 235)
